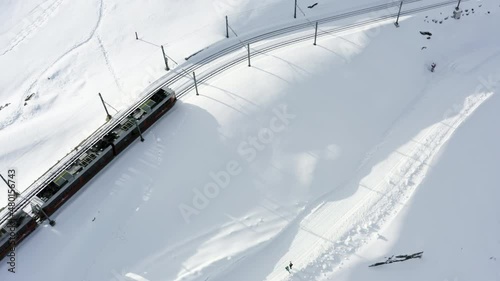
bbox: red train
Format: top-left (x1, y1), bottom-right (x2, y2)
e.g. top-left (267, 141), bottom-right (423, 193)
top-left (0, 87), bottom-right (176, 261)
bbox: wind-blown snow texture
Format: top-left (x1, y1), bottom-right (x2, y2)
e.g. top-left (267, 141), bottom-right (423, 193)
top-left (1, 0), bottom-right (499, 280)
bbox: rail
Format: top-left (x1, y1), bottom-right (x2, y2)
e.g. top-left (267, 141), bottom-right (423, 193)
top-left (0, 0), bottom-right (461, 227)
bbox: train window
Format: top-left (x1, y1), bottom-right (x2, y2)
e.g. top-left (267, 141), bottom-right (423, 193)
top-left (132, 108), bottom-right (145, 120)
top-left (164, 90), bottom-right (174, 99)
top-left (67, 164), bottom-right (83, 176)
top-left (0, 227), bottom-right (7, 237)
top-left (150, 91), bottom-right (165, 103)
top-left (140, 100), bottom-right (157, 113)
top-left (120, 119), bottom-right (134, 131)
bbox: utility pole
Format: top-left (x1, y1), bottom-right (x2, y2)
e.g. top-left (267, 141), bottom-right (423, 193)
top-left (313, 22), bottom-right (318, 45)
top-left (247, 44), bottom-right (251, 67)
top-left (226, 16), bottom-right (229, 38)
top-left (0, 174), bottom-right (20, 197)
top-left (31, 203), bottom-right (56, 227)
top-left (453, 0), bottom-right (462, 19)
top-left (41, 208), bottom-right (56, 226)
top-left (135, 32), bottom-right (138, 40)
top-left (161, 45), bottom-right (170, 71)
top-left (294, 0), bottom-right (297, 19)
top-left (193, 72), bottom-right (199, 96)
top-left (98, 93), bottom-right (112, 121)
top-left (394, 1), bottom-right (403, 27)
top-left (132, 118), bottom-right (144, 142)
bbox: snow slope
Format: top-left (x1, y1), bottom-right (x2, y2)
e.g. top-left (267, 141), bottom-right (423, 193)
top-left (1, 0), bottom-right (498, 280)
top-left (329, 94), bottom-right (500, 281)
top-left (0, 0), bottom-right (409, 207)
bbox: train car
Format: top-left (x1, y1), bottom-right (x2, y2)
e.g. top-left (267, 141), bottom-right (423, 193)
top-left (40, 146), bottom-right (114, 216)
top-left (1, 87), bottom-right (177, 261)
top-left (0, 210), bottom-right (38, 261)
top-left (111, 117), bottom-right (138, 155)
top-left (38, 87), bottom-right (176, 216)
top-left (114, 86), bottom-right (176, 154)
top-left (139, 86), bottom-right (177, 131)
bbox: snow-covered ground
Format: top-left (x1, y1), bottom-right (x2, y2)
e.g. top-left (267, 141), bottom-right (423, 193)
top-left (1, 0), bottom-right (499, 280)
top-left (0, 0), bottom-right (402, 206)
top-left (329, 92), bottom-right (500, 281)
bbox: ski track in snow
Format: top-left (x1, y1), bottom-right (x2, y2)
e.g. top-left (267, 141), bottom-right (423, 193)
top-left (0, 0), bottom-right (104, 131)
top-left (204, 82), bottom-right (434, 281)
top-left (357, 75), bottom-right (434, 174)
top-left (0, 0), bottom-right (64, 57)
top-left (277, 95), bottom-right (492, 281)
top-left (205, 81), bottom-right (493, 281)
top-left (97, 34), bottom-right (124, 93)
top-left (311, 92), bottom-right (492, 280)
top-left (1, 1), bottom-right (498, 280)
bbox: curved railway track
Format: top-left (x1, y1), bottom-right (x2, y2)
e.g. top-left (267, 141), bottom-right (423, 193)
top-left (0, 0), bottom-right (461, 226)
top-left (177, 0), bottom-right (461, 97)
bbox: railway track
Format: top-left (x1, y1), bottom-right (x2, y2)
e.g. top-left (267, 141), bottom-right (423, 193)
top-left (0, 0), bottom-right (460, 226)
top-left (177, 0), bottom-right (462, 97)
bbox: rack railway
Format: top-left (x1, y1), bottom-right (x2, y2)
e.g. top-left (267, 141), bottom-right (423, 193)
top-left (0, 0), bottom-right (461, 261)
top-left (0, 87), bottom-right (176, 260)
